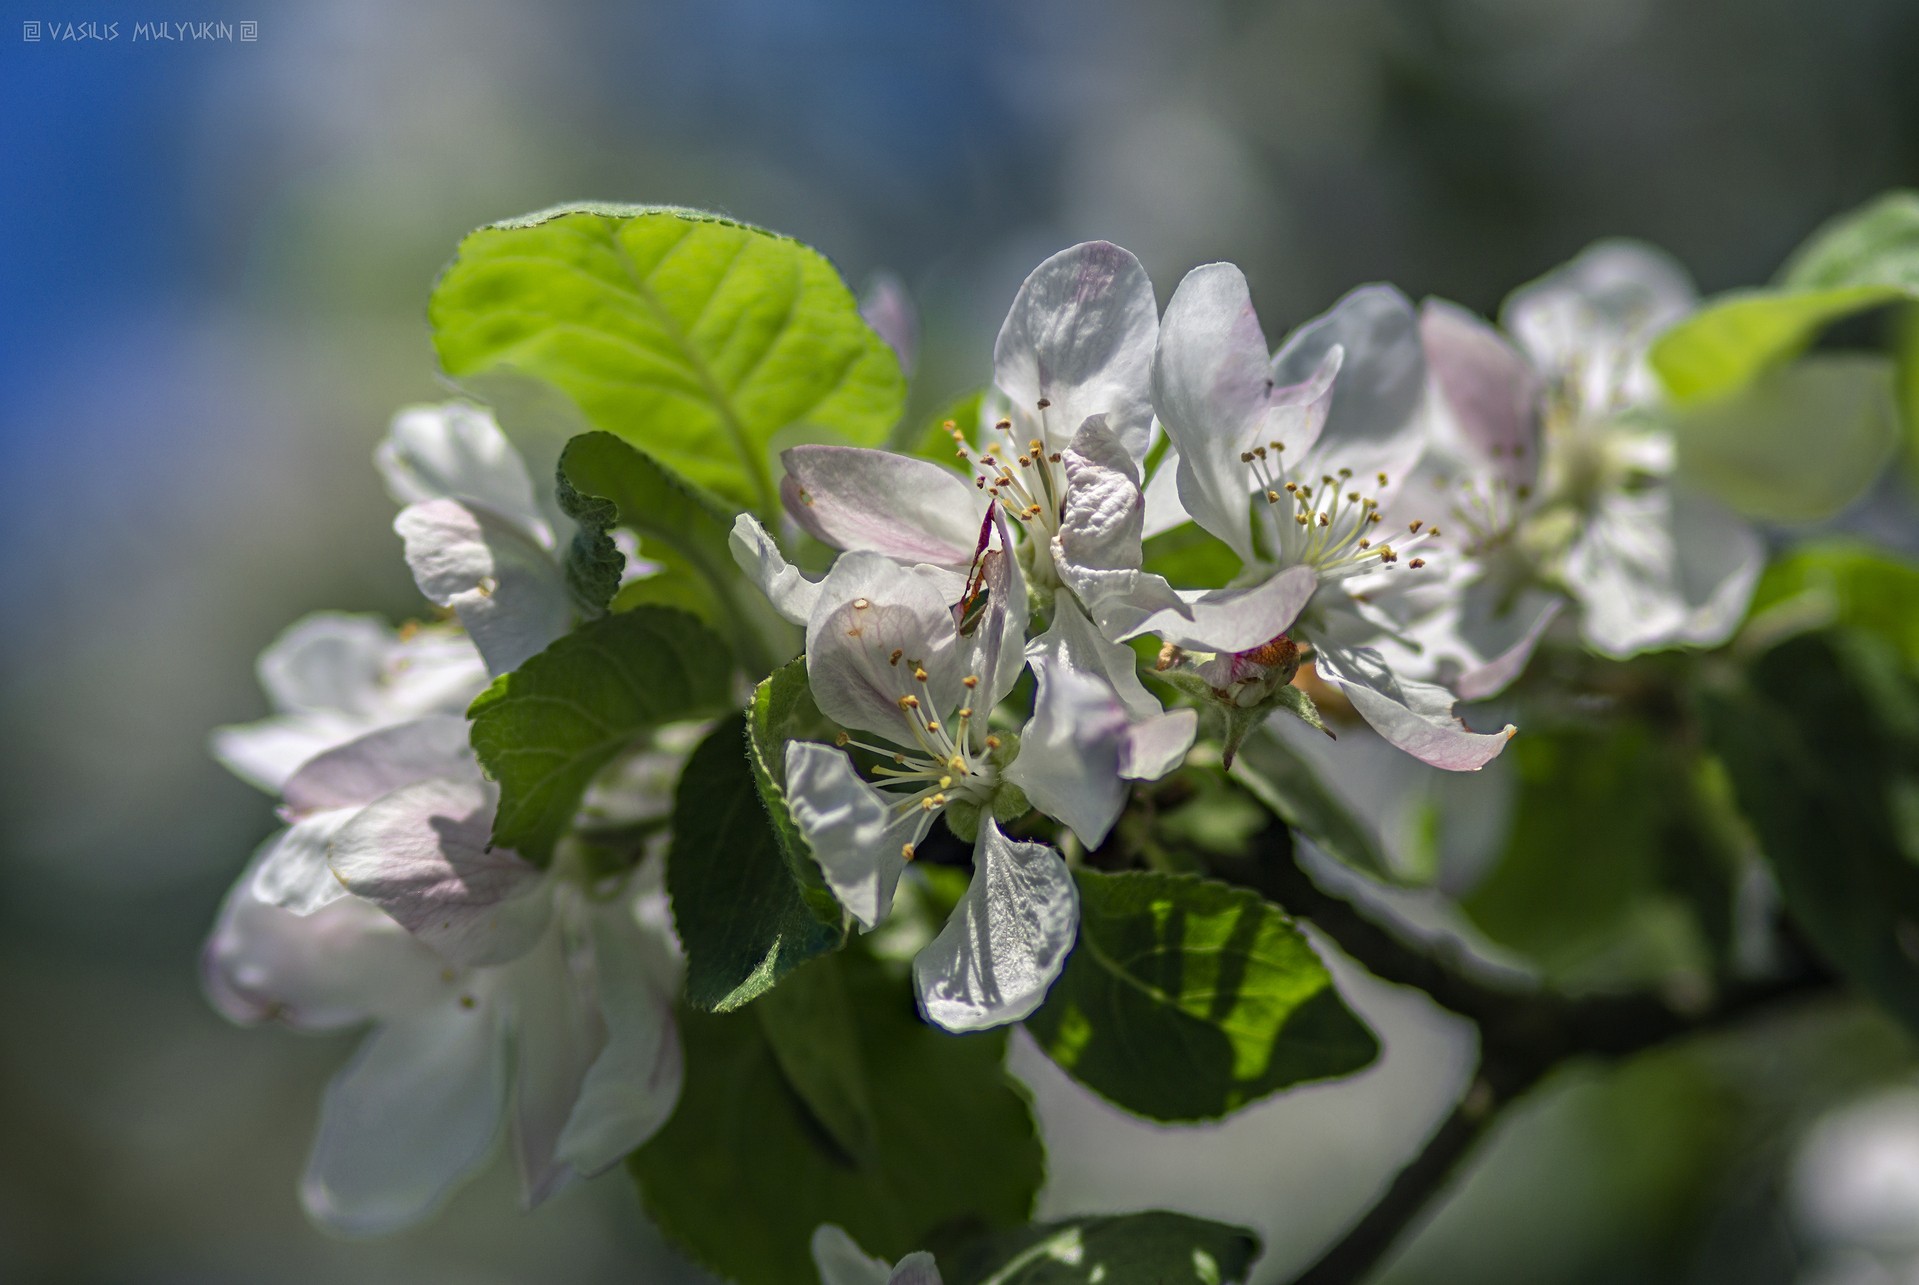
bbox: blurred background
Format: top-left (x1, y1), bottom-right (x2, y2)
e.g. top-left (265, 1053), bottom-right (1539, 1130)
top-left (5, 0), bottom-right (1919, 1281)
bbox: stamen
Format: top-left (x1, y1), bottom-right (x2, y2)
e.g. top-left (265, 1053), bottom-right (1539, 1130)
top-left (889, 648), bottom-right (903, 666)
top-left (902, 843), bottom-right (916, 861)
top-left (962, 675), bottom-right (980, 688)
top-left (898, 695), bottom-right (919, 710)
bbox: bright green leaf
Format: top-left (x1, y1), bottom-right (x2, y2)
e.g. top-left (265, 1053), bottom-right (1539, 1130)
top-left (629, 950), bottom-right (1043, 1283)
top-left (467, 607), bottom-right (732, 863)
top-left (1779, 190), bottom-right (1919, 292)
top-left (432, 205), bottom-right (906, 517)
top-left (946, 1211), bottom-right (1262, 1285)
top-left (1744, 540), bottom-right (1919, 665)
top-left (1024, 869), bottom-right (1377, 1121)
top-left (1672, 353), bottom-right (1897, 522)
top-left (1143, 521), bottom-right (1242, 592)
top-left (668, 716), bottom-right (844, 1012)
top-left (1229, 730), bottom-right (1394, 881)
top-left (1704, 630), bottom-right (1919, 1037)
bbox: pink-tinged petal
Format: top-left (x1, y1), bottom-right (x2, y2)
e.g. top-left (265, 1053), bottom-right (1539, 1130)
top-left (730, 513), bottom-right (823, 625)
top-left (785, 741), bottom-right (932, 929)
top-left (995, 241), bottom-right (1159, 460)
top-left (1313, 644), bottom-right (1514, 771)
top-left (1124, 708), bottom-right (1200, 781)
top-left (1118, 564), bottom-right (1320, 653)
top-left (202, 843), bottom-right (451, 1031)
top-left (782, 445), bottom-right (984, 566)
top-left (806, 556), bottom-right (963, 741)
top-left (1420, 298), bottom-right (1540, 489)
top-left (395, 498), bottom-right (572, 678)
top-left (330, 776), bottom-right (551, 966)
top-left (301, 993), bottom-right (508, 1236)
top-left (915, 819), bottom-right (1078, 1032)
top-left (1274, 284), bottom-right (1427, 492)
top-left (859, 272), bottom-right (919, 375)
top-left (1452, 594), bottom-right (1561, 701)
top-left (281, 715), bottom-right (474, 814)
top-left (556, 898), bottom-right (683, 1174)
top-left (376, 401), bottom-right (550, 541)
top-left (1006, 663), bottom-right (1131, 849)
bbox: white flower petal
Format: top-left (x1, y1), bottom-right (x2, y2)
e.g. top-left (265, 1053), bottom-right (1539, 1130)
top-left (280, 715), bottom-right (475, 815)
top-left (1273, 284), bottom-right (1427, 490)
top-left (1568, 484), bottom-right (1761, 658)
top-left (1312, 643), bottom-right (1514, 772)
top-left (502, 915), bottom-right (601, 1208)
top-left (1006, 662), bottom-right (1130, 849)
top-left (395, 498), bottom-right (572, 678)
top-left (914, 818), bottom-right (1078, 1032)
top-left (731, 513), bottom-right (825, 625)
top-left (1119, 564), bottom-right (1321, 653)
top-left (376, 401), bottom-right (550, 541)
top-left (962, 502), bottom-right (1030, 709)
top-left (202, 845), bottom-right (449, 1031)
top-left (211, 714), bottom-right (362, 794)
top-left (249, 809), bottom-right (356, 916)
top-left (811, 1225), bottom-right (895, 1285)
top-left (785, 742), bottom-right (931, 929)
top-left (1055, 415), bottom-right (1148, 591)
top-left (301, 994), bottom-right (508, 1236)
top-left (806, 557), bottom-right (963, 741)
top-left (994, 241), bottom-right (1158, 460)
top-left (1419, 298), bottom-right (1540, 489)
top-left (1503, 240), bottom-right (1695, 410)
top-left (556, 897), bottom-right (683, 1175)
top-left (783, 446), bottom-right (986, 567)
top-left (330, 776), bottom-right (551, 966)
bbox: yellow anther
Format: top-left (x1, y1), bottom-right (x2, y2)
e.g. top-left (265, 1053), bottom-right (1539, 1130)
top-left (949, 755), bottom-right (966, 771)
top-left (1428, 525), bottom-right (1442, 537)
top-left (1295, 513), bottom-right (1310, 526)
top-left (1377, 472), bottom-right (1389, 486)
top-left (1048, 453), bottom-right (1061, 463)
top-left (939, 775), bottom-right (954, 789)
top-left (930, 792), bottom-right (947, 807)
top-left (1368, 511), bottom-right (1383, 524)
top-left (1317, 513), bottom-right (1330, 527)
top-left (1339, 467), bottom-right (1352, 478)
top-left (985, 735), bottom-right (1002, 750)
top-left (834, 731), bottom-right (851, 746)
top-left (958, 707), bottom-right (973, 719)
top-left (914, 667), bottom-right (929, 682)
top-left (1409, 520), bottom-right (1423, 533)
top-left (1240, 450), bottom-right (1254, 463)
top-left (1285, 481), bottom-right (1298, 493)
top-left (852, 597), bottom-right (870, 610)
top-left (921, 798), bottom-right (937, 811)
top-left (1409, 558), bottom-right (1426, 569)
top-left (898, 694), bottom-right (919, 710)
top-left (925, 720), bottom-right (940, 732)
top-left (1266, 490), bottom-right (1280, 503)
top-left (1359, 538), bottom-right (1371, 549)
top-left (996, 418), bottom-right (1013, 431)
top-left (962, 674), bottom-right (980, 688)
top-left (902, 843), bottom-right (917, 861)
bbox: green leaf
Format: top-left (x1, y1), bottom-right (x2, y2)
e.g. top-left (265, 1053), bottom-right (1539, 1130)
top-left (1654, 191), bottom-right (1919, 403)
top-left (432, 205), bottom-right (906, 517)
top-left (946, 1211), bottom-right (1262, 1285)
top-left (895, 387), bottom-right (984, 457)
top-left (1704, 630), bottom-right (1919, 1036)
top-left (559, 430), bottom-right (795, 672)
top-left (1142, 522), bottom-right (1242, 592)
top-left (553, 465), bottom-right (622, 618)
top-left (1229, 730), bottom-right (1394, 881)
top-left (467, 607), bottom-right (733, 863)
top-left (630, 949), bottom-right (1043, 1284)
top-left (754, 953), bottom-right (878, 1167)
top-left (1671, 353), bottom-right (1897, 522)
top-left (746, 658), bottom-right (846, 922)
top-left (668, 716), bottom-right (844, 1012)
top-left (1462, 724), bottom-right (1728, 991)
top-left (1744, 540), bottom-right (1919, 665)
top-left (1024, 869), bottom-right (1377, 1121)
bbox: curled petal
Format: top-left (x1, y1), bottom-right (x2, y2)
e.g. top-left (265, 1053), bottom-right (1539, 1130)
top-left (730, 513), bottom-right (824, 626)
top-left (783, 445), bottom-right (986, 566)
top-left (1313, 643), bottom-right (1514, 772)
top-left (330, 776), bottom-right (551, 966)
top-left (1118, 564), bottom-right (1320, 653)
top-left (785, 742), bottom-right (931, 930)
top-left (395, 499), bottom-right (572, 678)
top-left (301, 994), bottom-right (508, 1236)
top-left (994, 241), bottom-right (1159, 460)
top-left (376, 401), bottom-right (550, 541)
top-left (914, 818), bottom-right (1079, 1032)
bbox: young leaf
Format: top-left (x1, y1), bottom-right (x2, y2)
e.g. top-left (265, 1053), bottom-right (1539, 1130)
top-left (553, 465), bottom-right (622, 618)
top-left (1024, 869), bottom-right (1377, 1121)
top-left (629, 950), bottom-right (1043, 1284)
top-left (1653, 190), bottom-right (1919, 402)
top-left (944, 1211), bottom-right (1262, 1285)
top-left (1229, 730), bottom-right (1395, 882)
top-left (1705, 629), bottom-right (1919, 1037)
top-left (467, 606), bottom-right (732, 863)
top-left (431, 205), bottom-right (906, 516)
top-left (668, 715), bottom-right (844, 1012)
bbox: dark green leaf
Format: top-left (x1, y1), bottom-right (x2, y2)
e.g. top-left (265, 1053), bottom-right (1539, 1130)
top-left (668, 716), bottom-right (844, 1012)
top-left (467, 607), bottom-right (732, 863)
top-left (630, 950), bottom-right (1043, 1283)
top-left (755, 953), bottom-right (878, 1167)
top-left (1745, 540), bottom-right (1919, 666)
top-left (945, 1211), bottom-right (1262, 1285)
top-left (1705, 630), bottom-right (1919, 1036)
top-left (1142, 522), bottom-right (1242, 592)
top-left (1229, 731), bottom-right (1393, 881)
top-left (1025, 870), bottom-right (1377, 1121)
top-left (432, 205), bottom-right (906, 517)
top-left (553, 465), bottom-right (622, 618)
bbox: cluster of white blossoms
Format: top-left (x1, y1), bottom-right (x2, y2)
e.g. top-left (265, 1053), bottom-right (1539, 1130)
top-left (732, 238), bottom-right (1765, 1035)
top-left (205, 405), bottom-right (684, 1234)
top-left (205, 233), bottom-right (1767, 1242)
